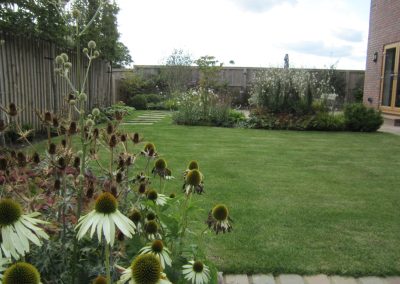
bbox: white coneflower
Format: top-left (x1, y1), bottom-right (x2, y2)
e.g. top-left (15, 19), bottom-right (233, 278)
top-left (206, 204), bottom-right (233, 234)
top-left (182, 260), bottom-right (210, 284)
top-left (0, 258), bottom-right (9, 281)
top-left (183, 169), bottom-right (204, 195)
top-left (0, 199), bottom-right (49, 260)
top-left (139, 240), bottom-right (172, 269)
top-left (2, 262), bottom-right (42, 284)
top-left (146, 190), bottom-right (168, 206)
top-left (144, 220), bottom-right (161, 240)
top-left (117, 254), bottom-right (171, 284)
top-left (76, 192), bottom-right (136, 246)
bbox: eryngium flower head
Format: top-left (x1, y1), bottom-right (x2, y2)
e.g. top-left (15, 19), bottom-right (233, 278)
top-left (88, 40), bottom-right (96, 49)
top-left (44, 112), bottom-right (52, 122)
top-left (2, 262), bottom-right (41, 284)
top-left (132, 132), bottom-right (140, 144)
top-left (32, 152), bottom-right (40, 164)
top-left (68, 121), bottom-right (77, 135)
top-left (206, 204), bottom-right (233, 234)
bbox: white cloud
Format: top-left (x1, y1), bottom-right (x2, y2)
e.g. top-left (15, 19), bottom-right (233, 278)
top-left (228, 0), bottom-right (297, 12)
top-left (116, 0), bottom-right (370, 70)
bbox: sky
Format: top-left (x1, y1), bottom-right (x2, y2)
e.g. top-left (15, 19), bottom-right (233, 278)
top-left (116, 0), bottom-right (371, 70)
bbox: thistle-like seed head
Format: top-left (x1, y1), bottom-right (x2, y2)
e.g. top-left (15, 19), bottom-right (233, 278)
top-left (48, 143), bottom-right (56, 155)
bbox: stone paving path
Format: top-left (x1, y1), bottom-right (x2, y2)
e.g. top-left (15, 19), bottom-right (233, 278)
top-left (121, 111), bottom-right (170, 126)
top-left (219, 274), bottom-right (400, 284)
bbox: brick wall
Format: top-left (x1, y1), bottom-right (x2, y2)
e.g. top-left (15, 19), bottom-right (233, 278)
top-left (364, 0), bottom-right (400, 110)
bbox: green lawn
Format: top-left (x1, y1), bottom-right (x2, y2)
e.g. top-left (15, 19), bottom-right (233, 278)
top-left (116, 111), bottom-right (400, 276)
top-left (39, 111), bottom-right (400, 276)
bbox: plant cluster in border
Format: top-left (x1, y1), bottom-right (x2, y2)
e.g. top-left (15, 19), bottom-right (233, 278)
top-left (247, 68), bottom-right (383, 132)
top-left (0, 7), bottom-right (234, 284)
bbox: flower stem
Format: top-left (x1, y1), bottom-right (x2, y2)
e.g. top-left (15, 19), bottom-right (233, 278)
top-left (105, 243), bottom-right (111, 284)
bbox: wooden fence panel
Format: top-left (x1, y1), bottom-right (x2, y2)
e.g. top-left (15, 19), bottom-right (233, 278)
top-left (0, 33), bottom-right (113, 130)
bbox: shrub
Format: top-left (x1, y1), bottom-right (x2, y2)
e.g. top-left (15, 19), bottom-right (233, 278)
top-left (128, 94), bottom-right (147, 110)
top-left (344, 103), bottom-right (383, 132)
top-left (311, 113), bottom-right (345, 131)
top-left (99, 102), bottom-right (135, 122)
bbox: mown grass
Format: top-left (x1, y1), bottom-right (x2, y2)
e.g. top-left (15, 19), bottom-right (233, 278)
top-left (35, 111), bottom-right (400, 276)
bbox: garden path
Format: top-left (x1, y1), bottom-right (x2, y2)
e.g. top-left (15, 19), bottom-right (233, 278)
top-left (121, 111), bottom-right (171, 126)
top-left (220, 274), bottom-right (400, 284)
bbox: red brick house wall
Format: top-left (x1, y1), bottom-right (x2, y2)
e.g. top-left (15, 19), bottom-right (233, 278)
top-left (364, 0), bottom-right (400, 111)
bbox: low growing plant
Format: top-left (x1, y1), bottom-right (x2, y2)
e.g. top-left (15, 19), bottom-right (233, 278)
top-left (344, 103), bottom-right (383, 132)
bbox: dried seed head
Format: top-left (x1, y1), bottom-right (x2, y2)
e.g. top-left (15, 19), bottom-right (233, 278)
top-left (54, 179), bottom-right (61, 190)
top-left (116, 172), bottom-right (123, 183)
top-left (8, 103), bottom-right (17, 116)
top-left (32, 152), bottom-right (40, 164)
top-left (44, 112), bottom-right (52, 122)
top-left (109, 134), bottom-right (117, 148)
top-left (0, 157), bottom-right (8, 171)
top-left (110, 185), bottom-right (118, 197)
top-left (17, 152), bottom-right (26, 167)
top-left (48, 143), bottom-right (57, 155)
top-left (138, 183), bottom-right (146, 194)
top-left (58, 157), bottom-right (66, 170)
top-left (106, 122), bottom-right (114, 135)
top-left (68, 121), bottom-right (77, 135)
top-left (61, 139), bottom-right (67, 148)
top-left (92, 128), bottom-right (99, 138)
top-left (120, 133), bottom-right (127, 142)
top-left (132, 133), bottom-right (140, 144)
top-left (114, 111), bottom-right (123, 121)
top-left (73, 156), bottom-right (80, 168)
top-left (52, 117), bottom-right (59, 128)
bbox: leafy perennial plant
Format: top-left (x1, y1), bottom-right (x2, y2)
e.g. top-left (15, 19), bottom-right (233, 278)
top-left (0, 40), bottom-right (233, 284)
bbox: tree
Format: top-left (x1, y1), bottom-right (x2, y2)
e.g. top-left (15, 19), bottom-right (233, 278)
top-left (161, 49), bottom-right (193, 93)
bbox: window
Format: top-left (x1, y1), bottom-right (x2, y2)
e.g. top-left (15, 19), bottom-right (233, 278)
top-left (380, 43), bottom-right (400, 111)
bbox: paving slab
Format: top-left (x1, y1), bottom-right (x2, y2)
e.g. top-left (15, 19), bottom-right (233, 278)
top-left (359, 277), bottom-right (387, 284)
top-left (386, 277), bottom-right (400, 284)
top-left (278, 274), bottom-right (304, 284)
top-left (225, 274), bottom-right (250, 284)
top-left (330, 276), bottom-right (358, 284)
top-left (304, 275), bottom-right (330, 284)
top-left (250, 274), bottom-right (276, 284)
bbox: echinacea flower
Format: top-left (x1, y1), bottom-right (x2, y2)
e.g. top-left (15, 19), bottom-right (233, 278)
top-left (144, 220), bottom-right (161, 240)
top-left (0, 199), bottom-right (49, 260)
top-left (146, 190), bottom-right (168, 206)
top-left (151, 159), bottom-right (173, 180)
top-left (2, 262), bottom-right (42, 284)
top-left (117, 254), bottom-right (171, 284)
top-left (92, 275), bottom-right (107, 284)
top-left (183, 169), bottom-right (204, 195)
top-left (139, 240), bottom-right (172, 269)
top-left (0, 258), bottom-right (10, 281)
top-left (206, 204), bottom-right (233, 234)
top-left (182, 260), bottom-right (210, 284)
top-left (76, 192), bottom-right (136, 246)
top-left (141, 143), bottom-right (158, 159)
